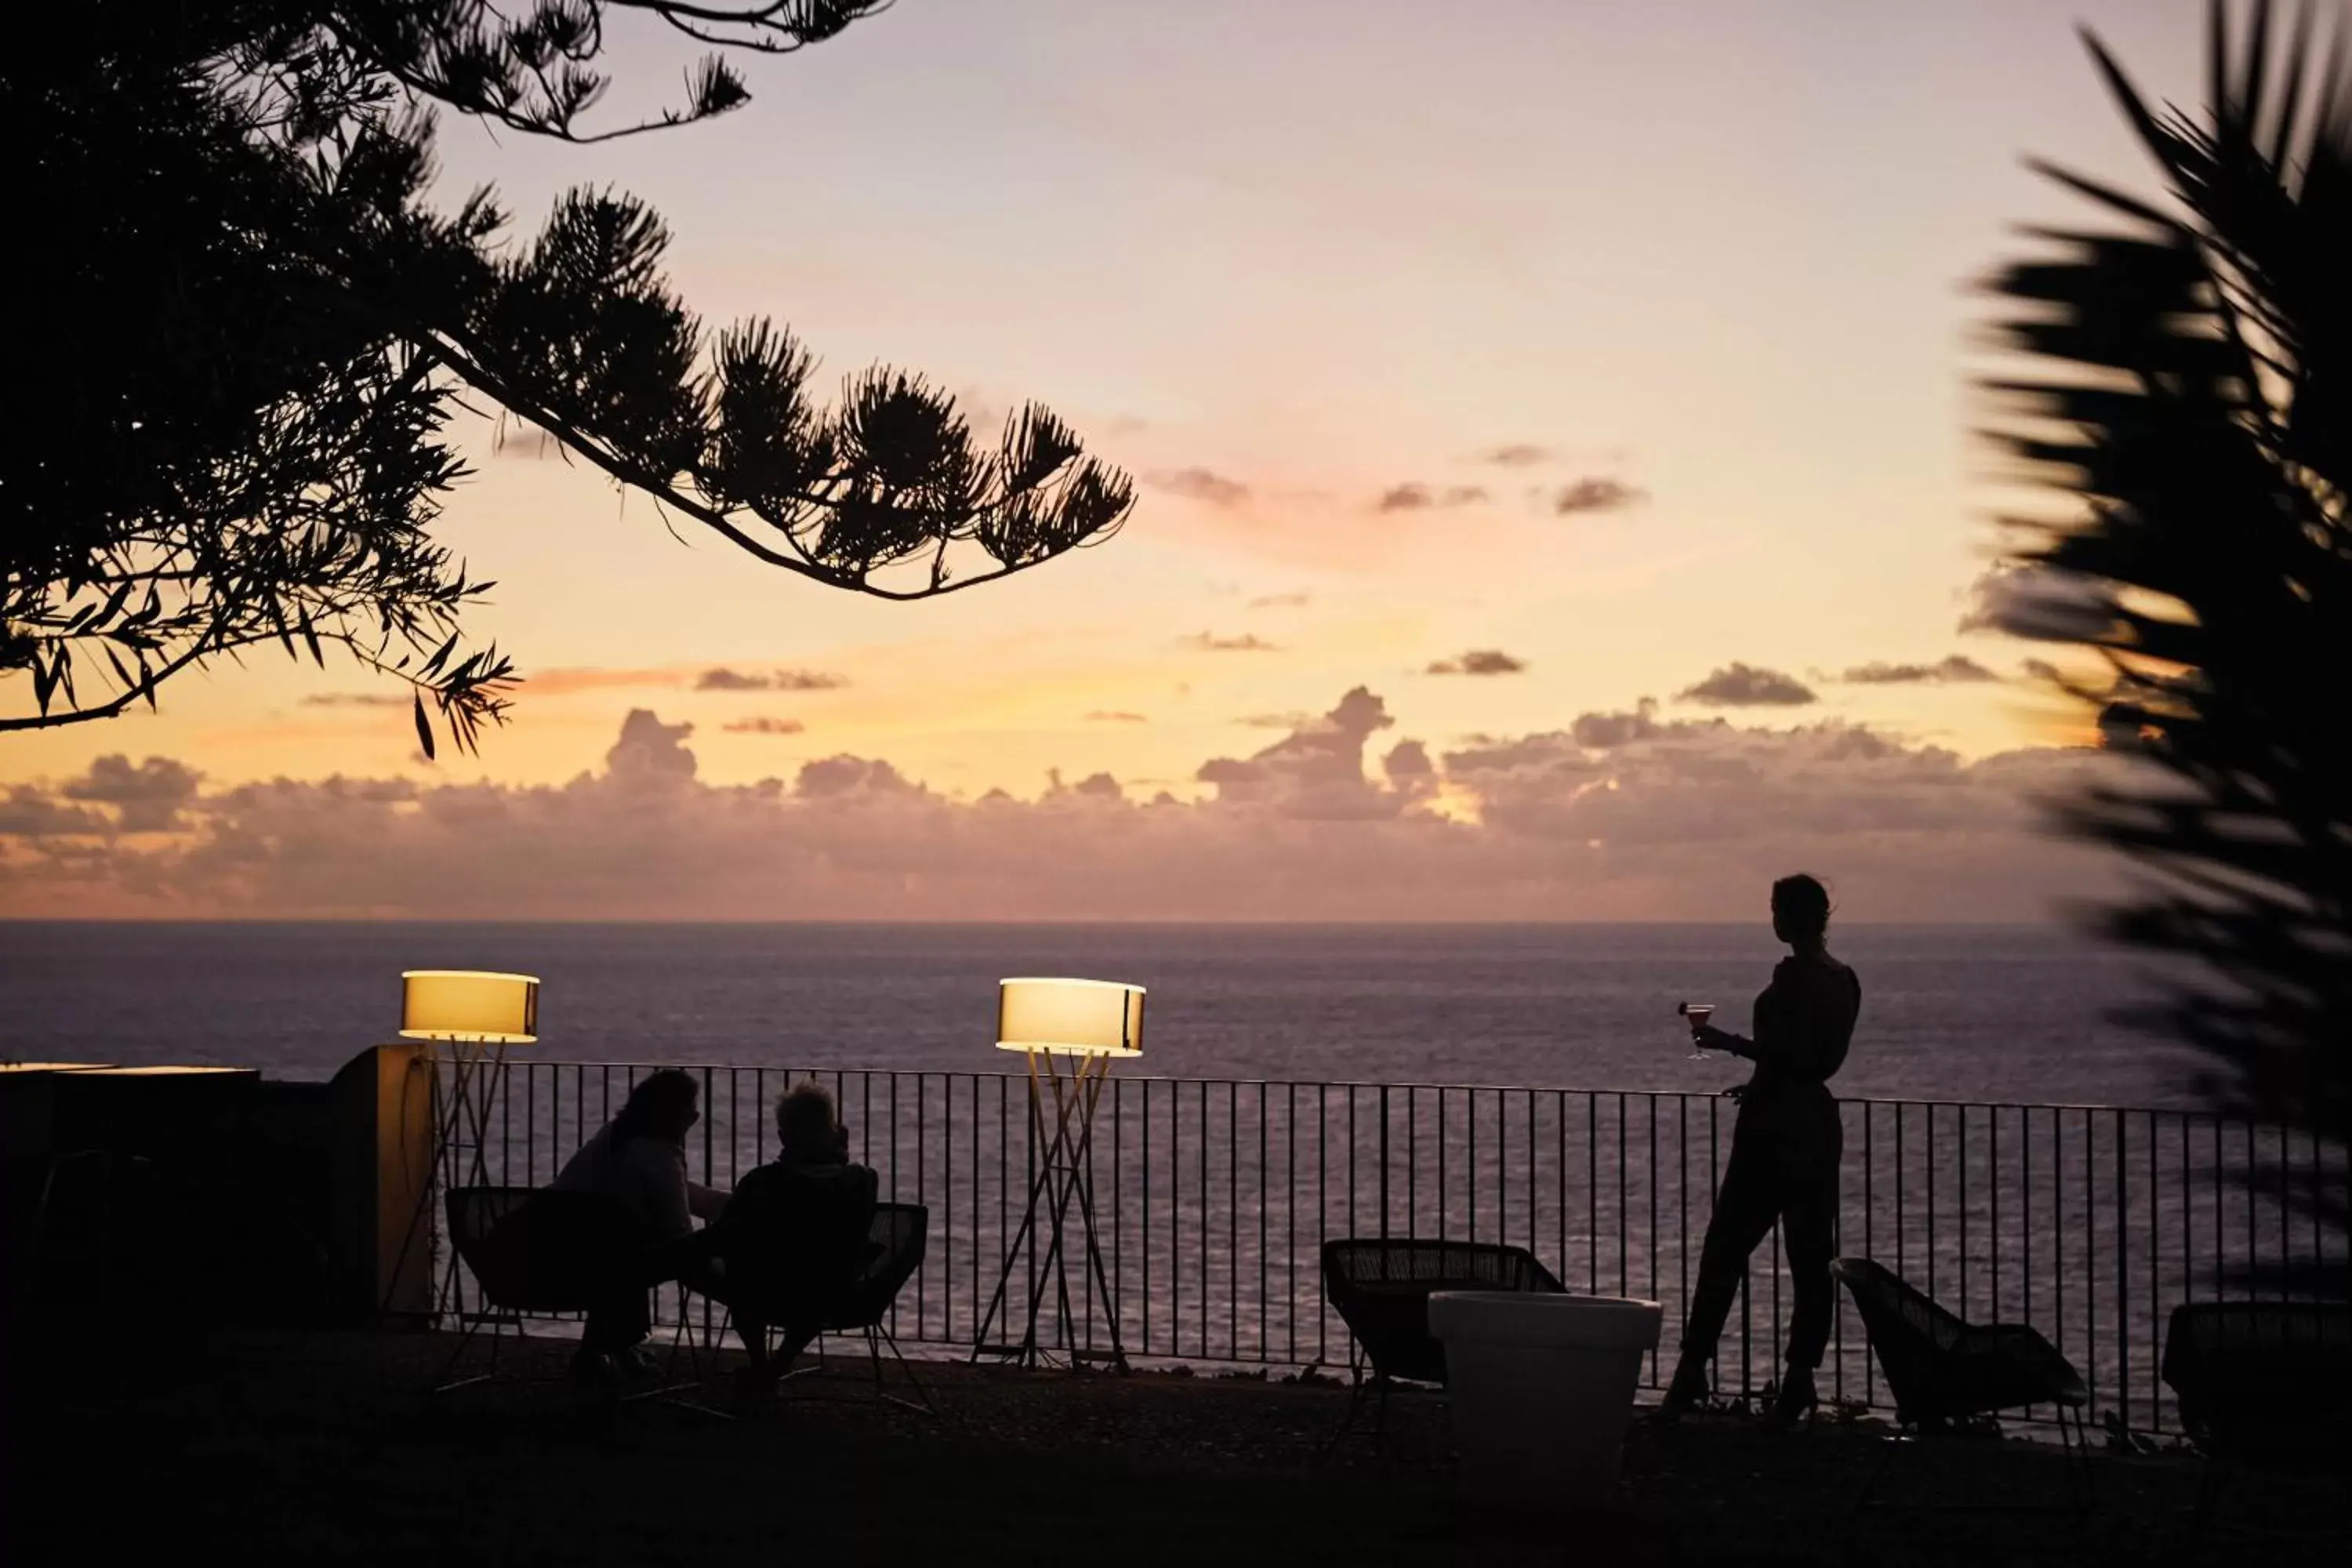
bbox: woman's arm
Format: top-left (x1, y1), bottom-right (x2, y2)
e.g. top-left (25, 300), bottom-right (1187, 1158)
top-left (626, 1141), bottom-right (696, 1241)
top-left (688, 1181), bottom-right (730, 1223)
top-left (1693, 1023), bottom-right (1754, 1057)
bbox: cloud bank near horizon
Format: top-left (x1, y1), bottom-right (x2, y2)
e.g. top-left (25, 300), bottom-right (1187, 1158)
top-left (0, 689), bottom-right (2124, 922)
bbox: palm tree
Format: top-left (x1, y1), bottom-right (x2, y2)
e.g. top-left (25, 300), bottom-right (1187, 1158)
top-left (1982, 0), bottom-right (2349, 1290)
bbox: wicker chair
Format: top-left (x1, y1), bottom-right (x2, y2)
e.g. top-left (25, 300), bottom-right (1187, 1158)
top-left (1321, 1238), bottom-right (1566, 1449)
top-left (1831, 1256), bottom-right (2093, 1516)
top-left (2161, 1301), bottom-right (2352, 1544)
top-left (746, 1202), bottom-right (936, 1415)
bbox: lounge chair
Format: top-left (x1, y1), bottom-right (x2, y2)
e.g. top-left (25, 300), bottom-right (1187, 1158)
top-left (1320, 1237), bottom-right (1565, 1450)
top-left (2161, 1301), bottom-right (2352, 1546)
top-left (717, 1201), bottom-right (936, 1415)
top-left (438, 1185), bottom-right (697, 1395)
top-left (1831, 1256), bottom-right (2093, 1518)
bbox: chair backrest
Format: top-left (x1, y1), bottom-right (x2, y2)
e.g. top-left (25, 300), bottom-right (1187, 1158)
top-left (2162, 1301), bottom-right (2352, 1465)
top-left (1829, 1257), bottom-right (1968, 1353)
top-left (1322, 1238), bottom-right (1566, 1385)
top-left (831, 1202), bottom-right (928, 1332)
top-left (448, 1185), bottom-right (646, 1312)
top-left (1831, 1255), bottom-right (2085, 1424)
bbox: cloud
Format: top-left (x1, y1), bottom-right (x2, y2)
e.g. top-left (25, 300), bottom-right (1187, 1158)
top-left (1839, 655), bottom-right (2001, 685)
top-left (1195, 687), bottom-right (1403, 821)
top-left (2021, 658), bottom-right (2063, 683)
top-left (1182, 633), bottom-right (1283, 652)
top-left (1084, 711), bottom-right (1149, 724)
top-left (1570, 699), bottom-right (1664, 749)
top-left (694, 667), bottom-right (850, 693)
top-left (722, 717), bottom-right (807, 735)
top-left (0, 786), bottom-right (107, 837)
top-left (1235, 712), bottom-right (1311, 730)
top-left (299, 692), bottom-right (409, 709)
top-left (61, 755), bottom-right (204, 831)
top-left (1475, 444), bottom-right (1555, 467)
top-left (1425, 649), bottom-right (1529, 677)
top-left (1247, 593), bottom-right (1312, 609)
top-left (1550, 477), bottom-right (1646, 515)
top-left (1376, 483), bottom-right (1489, 514)
top-left (0, 690), bottom-right (2122, 920)
top-left (1149, 468), bottom-right (1251, 507)
top-left (1677, 663), bottom-right (1817, 707)
top-left (1958, 565), bottom-right (2118, 641)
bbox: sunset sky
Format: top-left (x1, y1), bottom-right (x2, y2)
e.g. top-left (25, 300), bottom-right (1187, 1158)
top-left (2, 1), bottom-right (2208, 920)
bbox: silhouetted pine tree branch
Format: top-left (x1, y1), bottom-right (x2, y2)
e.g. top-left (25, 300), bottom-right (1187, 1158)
top-left (2, 2), bottom-right (1132, 754)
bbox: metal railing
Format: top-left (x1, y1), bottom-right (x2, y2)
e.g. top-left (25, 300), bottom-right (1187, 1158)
top-left (435, 1061), bottom-right (2350, 1433)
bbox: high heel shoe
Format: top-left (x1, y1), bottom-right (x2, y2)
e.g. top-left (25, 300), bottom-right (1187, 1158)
top-left (1654, 1359), bottom-right (1711, 1424)
top-left (1762, 1367), bottom-right (1817, 1431)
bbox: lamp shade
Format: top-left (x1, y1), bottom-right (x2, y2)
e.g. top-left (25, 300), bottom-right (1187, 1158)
top-left (399, 970), bottom-right (539, 1043)
top-left (996, 978), bottom-right (1145, 1058)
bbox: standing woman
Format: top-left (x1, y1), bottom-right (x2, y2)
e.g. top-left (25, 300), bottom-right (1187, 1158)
top-left (1659, 874), bottom-right (1860, 1427)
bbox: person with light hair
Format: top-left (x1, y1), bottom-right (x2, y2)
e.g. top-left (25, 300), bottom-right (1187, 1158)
top-left (693, 1080), bottom-right (880, 1392)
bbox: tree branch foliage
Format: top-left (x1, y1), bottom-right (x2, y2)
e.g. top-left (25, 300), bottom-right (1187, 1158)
top-left (1984, 1), bottom-right (2350, 1289)
top-left (3, 2), bottom-right (1132, 753)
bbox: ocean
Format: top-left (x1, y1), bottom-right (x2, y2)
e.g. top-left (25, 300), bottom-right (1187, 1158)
top-left (0, 920), bottom-right (2207, 1109)
top-left (13, 920), bottom-right (2308, 1429)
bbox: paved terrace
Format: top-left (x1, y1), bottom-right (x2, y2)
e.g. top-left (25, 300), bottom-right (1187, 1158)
top-left (10, 1329), bottom-right (2343, 1566)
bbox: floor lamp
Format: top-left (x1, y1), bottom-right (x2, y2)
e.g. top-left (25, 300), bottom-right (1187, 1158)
top-left (381, 969), bottom-right (539, 1320)
top-left (972, 978), bottom-right (1144, 1371)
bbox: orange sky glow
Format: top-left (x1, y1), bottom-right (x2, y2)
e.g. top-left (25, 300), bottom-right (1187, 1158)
top-left (2, 1), bottom-right (2199, 920)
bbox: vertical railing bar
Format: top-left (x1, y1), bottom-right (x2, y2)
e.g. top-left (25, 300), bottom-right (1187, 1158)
top-left (1990, 1104), bottom-right (2001, 1323)
top-left (1584, 1089), bottom-right (1608, 1302)
top-left (2052, 1108), bottom-right (2065, 1409)
top-left (1680, 1093), bottom-right (1693, 1394)
top-left (1199, 1079), bottom-right (1208, 1359)
top-left (2115, 1108), bottom-right (2129, 1430)
top-left (1472, 1087), bottom-right (1482, 1244)
top-left (1927, 1099), bottom-right (1938, 1309)
top-left (1319, 1083), bottom-right (1330, 1369)
top-left (1229, 1079), bottom-right (1239, 1360)
top-left (1134, 1086), bottom-right (1143, 1354)
top-left (1287, 1082), bottom-right (1298, 1365)
top-left (2089, 1105), bottom-right (2107, 1410)
top-left (1556, 1090), bottom-right (1567, 1298)
top-left (1609, 1091), bottom-right (1628, 1298)
top-left (1864, 1098), bottom-right (1875, 1407)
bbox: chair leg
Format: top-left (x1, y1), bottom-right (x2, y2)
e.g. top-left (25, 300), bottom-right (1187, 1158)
top-left (433, 1312), bottom-right (495, 1394)
top-left (1321, 1348), bottom-right (1370, 1456)
top-left (2056, 1406), bottom-right (2098, 1525)
top-left (873, 1324), bottom-right (938, 1417)
top-left (2185, 1455), bottom-right (2227, 1562)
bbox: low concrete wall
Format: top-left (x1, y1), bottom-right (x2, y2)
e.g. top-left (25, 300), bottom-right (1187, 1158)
top-left (331, 1043), bottom-right (435, 1324)
top-left (3, 1047), bottom-right (434, 1329)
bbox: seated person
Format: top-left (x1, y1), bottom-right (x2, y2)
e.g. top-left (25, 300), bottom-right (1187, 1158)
top-left (541, 1069), bottom-right (730, 1374)
top-left (695, 1080), bottom-right (879, 1390)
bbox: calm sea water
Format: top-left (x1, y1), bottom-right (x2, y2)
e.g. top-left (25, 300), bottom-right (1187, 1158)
top-left (0, 921), bottom-right (2206, 1109)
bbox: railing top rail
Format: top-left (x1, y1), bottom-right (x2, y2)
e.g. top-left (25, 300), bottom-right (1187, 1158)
top-left (495, 1056), bottom-right (2219, 1121)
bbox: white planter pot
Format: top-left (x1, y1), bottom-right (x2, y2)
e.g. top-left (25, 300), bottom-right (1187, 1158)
top-left (1428, 1291), bottom-right (1663, 1510)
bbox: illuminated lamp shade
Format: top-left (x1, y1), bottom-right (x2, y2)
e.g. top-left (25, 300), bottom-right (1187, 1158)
top-left (399, 970), bottom-right (539, 1044)
top-left (996, 978), bottom-right (1145, 1058)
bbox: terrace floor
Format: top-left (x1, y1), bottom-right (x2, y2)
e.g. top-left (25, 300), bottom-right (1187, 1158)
top-left (9, 1326), bottom-right (2344, 1566)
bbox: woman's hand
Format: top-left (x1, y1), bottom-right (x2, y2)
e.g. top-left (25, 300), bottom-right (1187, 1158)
top-left (1693, 1023), bottom-right (1742, 1055)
